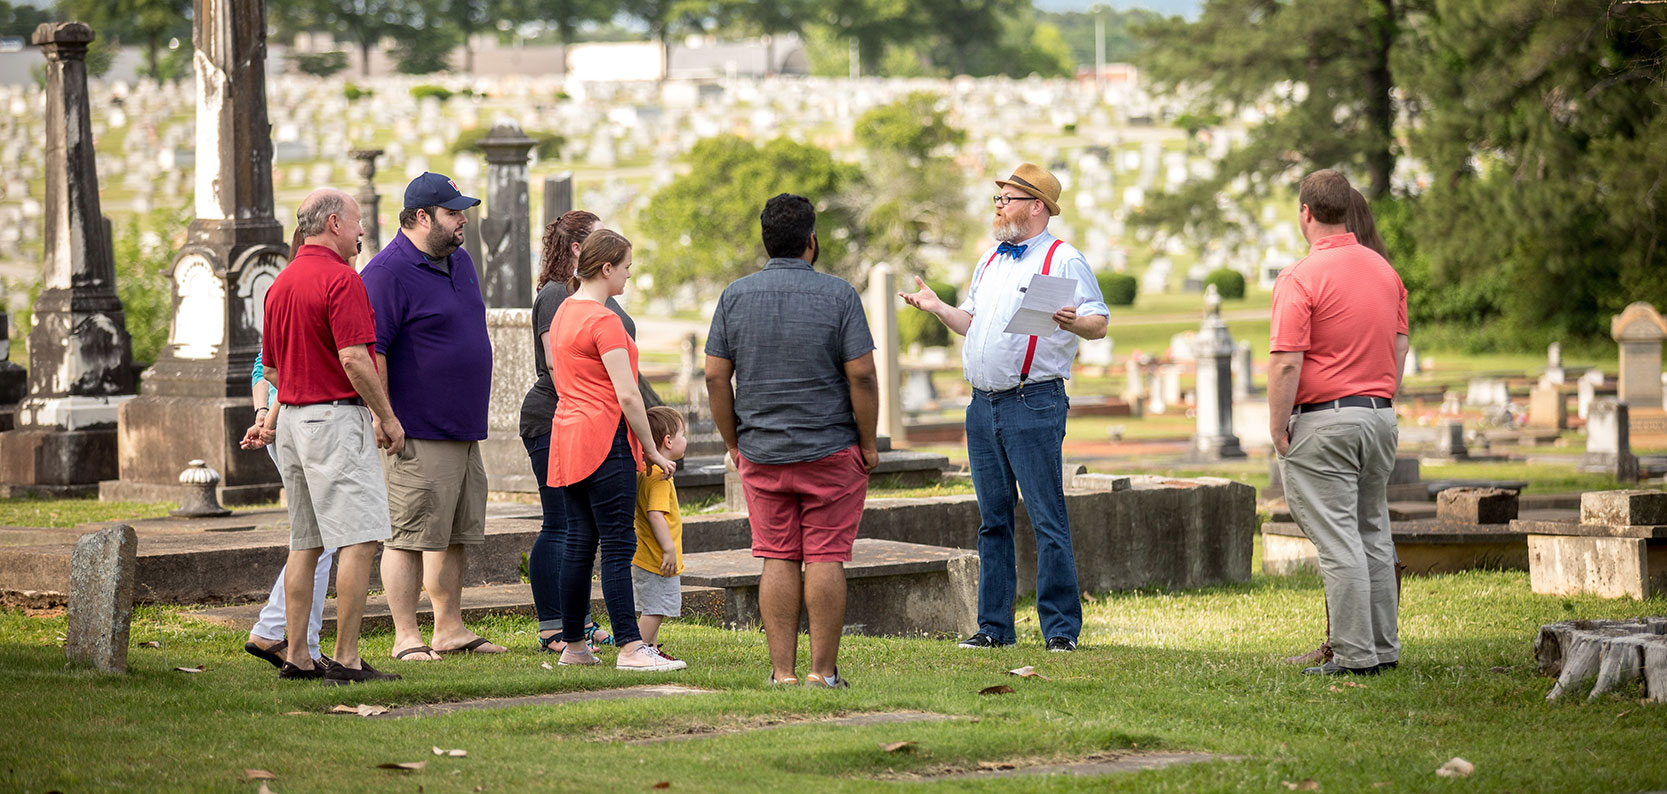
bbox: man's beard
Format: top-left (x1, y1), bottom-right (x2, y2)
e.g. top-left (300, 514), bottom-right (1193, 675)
top-left (427, 223), bottom-right (463, 257)
top-left (992, 219), bottom-right (1026, 242)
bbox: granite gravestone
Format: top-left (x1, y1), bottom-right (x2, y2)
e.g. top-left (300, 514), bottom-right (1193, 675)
top-left (65, 524), bottom-right (137, 674)
top-left (1190, 286), bottom-right (1244, 459)
top-left (478, 122), bottom-right (537, 308)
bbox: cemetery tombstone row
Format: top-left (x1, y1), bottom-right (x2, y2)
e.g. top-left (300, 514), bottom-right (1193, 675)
top-left (1611, 302), bottom-right (1667, 448)
top-left (1190, 285), bottom-right (1244, 459)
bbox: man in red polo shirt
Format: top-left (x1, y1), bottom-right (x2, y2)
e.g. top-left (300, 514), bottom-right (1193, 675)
top-left (1268, 169), bottom-right (1409, 676)
top-left (248, 188), bottom-right (406, 685)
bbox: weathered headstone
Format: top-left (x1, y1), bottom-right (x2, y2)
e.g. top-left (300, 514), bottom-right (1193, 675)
top-left (1403, 345), bottom-right (1421, 378)
top-left (542, 173), bottom-right (574, 230)
top-left (1544, 342), bottom-right (1565, 385)
top-left (1440, 390), bottom-right (1463, 416)
top-left (866, 264), bottom-right (904, 444)
top-left (1465, 378), bottom-right (1510, 407)
top-left (1434, 419), bottom-right (1468, 459)
top-left (1577, 369), bottom-right (1607, 420)
top-left (349, 148), bottom-right (384, 256)
top-left (478, 122), bottom-right (536, 308)
top-left (1612, 302), bottom-right (1666, 407)
top-left (1190, 285), bottom-right (1244, 459)
top-left (480, 308), bottom-right (536, 493)
top-left (1123, 356), bottom-right (1146, 404)
top-left (105, 1), bottom-right (285, 506)
top-left (1527, 383), bottom-right (1567, 430)
top-left (1230, 340), bottom-right (1253, 401)
top-left (1581, 399), bottom-right (1638, 483)
top-left (64, 524), bottom-right (137, 674)
top-left (0, 23), bottom-right (137, 495)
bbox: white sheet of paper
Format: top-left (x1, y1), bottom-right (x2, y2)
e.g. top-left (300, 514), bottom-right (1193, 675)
top-left (1002, 273), bottom-right (1079, 336)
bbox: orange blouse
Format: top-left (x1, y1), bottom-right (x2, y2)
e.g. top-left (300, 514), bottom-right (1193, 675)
top-left (547, 299), bottom-right (643, 486)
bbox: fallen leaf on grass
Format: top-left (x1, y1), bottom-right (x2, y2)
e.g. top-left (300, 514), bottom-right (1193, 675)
top-left (329, 704), bottom-right (388, 717)
top-left (978, 685), bottom-right (1015, 695)
top-left (652, 782), bottom-right (670, 789)
top-left (1327, 686), bottom-right (1342, 692)
top-left (1340, 681), bottom-right (1365, 688)
top-left (1281, 780), bottom-right (1320, 790)
top-left (879, 741), bottom-right (916, 753)
top-left (977, 761), bottom-right (1016, 771)
top-left (241, 769), bottom-right (277, 781)
top-left (1435, 757), bottom-right (1474, 778)
top-left (282, 711), bottom-right (310, 716)
top-left (430, 747), bottom-right (467, 757)
top-left (375, 761), bottom-right (426, 771)
top-left (1008, 666), bottom-right (1050, 680)
top-left (541, 662), bottom-right (553, 670)
top-left (174, 665), bottom-right (207, 673)
top-left (1371, 783), bottom-right (1392, 789)
top-left (141, 641), bottom-right (161, 648)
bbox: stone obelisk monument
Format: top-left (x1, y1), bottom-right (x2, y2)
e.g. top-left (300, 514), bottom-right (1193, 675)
top-left (0, 22), bottom-right (136, 496)
top-left (103, 0), bottom-right (286, 505)
top-left (1190, 285), bottom-right (1246, 460)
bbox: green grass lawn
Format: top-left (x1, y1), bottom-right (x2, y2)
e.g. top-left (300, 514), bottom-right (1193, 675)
top-left (3, 564), bottom-right (1664, 792)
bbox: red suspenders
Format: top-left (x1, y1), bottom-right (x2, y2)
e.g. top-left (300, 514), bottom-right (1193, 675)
top-left (970, 240), bottom-right (1065, 385)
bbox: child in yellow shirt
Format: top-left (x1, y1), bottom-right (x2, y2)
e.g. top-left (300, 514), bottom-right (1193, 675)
top-left (633, 406), bottom-right (687, 658)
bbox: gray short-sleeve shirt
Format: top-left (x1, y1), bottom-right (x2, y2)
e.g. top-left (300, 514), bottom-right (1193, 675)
top-left (705, 258), bottom-right (875, 464)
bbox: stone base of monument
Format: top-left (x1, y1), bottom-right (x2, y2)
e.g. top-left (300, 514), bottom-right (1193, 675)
top-left (0, 362), bottom-right (23, 406)
top-left (105, 395), bottom-right (281, 506)
top-left (0, 426), bottom-right (118, 493)
top-left (1186, 433), bottom-right (1246, 461)
top-left (190, 581), bottom-right (731, 635)
top-left (680, 539), bottom-right (979, 637)
top-left (1516, 490), bottom-right (1667, 600)
top-left (1536, 617), bottom-right (1667, 702)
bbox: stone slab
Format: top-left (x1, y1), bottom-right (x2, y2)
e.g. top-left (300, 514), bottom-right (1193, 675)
top-left (65, 524), bottom-right (136, 673)
top-left (1262, 522), bottom-right (1531, 576)
top-left (629, 711), bottom-right (957, 744)
top-left (1580, 490), bottom-right (1667, 527)
top-left (97, 478), bottom-right (281, 508)
top-left (1511, 519), bottom-right (1667, 539)
top-left (681, 538), bottom-right (978, 637)
top-left (111, 395), bottom-right (280, 494)
top-left (190, 581), bottom-right (728, 634)
top-left (370, 685), bottom-right (711, 719)
top-left (1436, 488), bottom-right (1518, 525)
top-left (0, 426), bottom-right (119, 487)
top-left (1528, 535), bottom-right (1664, 600)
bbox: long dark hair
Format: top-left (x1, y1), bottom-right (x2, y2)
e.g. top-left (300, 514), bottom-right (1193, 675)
top-left (1345, 188), bottom-right (1390, 262)
top-left (537, 210), bottom-right (599, 290)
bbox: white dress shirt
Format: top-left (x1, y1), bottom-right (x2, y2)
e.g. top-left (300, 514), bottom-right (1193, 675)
top-left (957, 229), bottom-right (1109, 392)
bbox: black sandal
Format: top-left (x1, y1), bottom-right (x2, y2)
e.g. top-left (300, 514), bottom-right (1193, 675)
top-left (244, 639), bottom-right (286, 669)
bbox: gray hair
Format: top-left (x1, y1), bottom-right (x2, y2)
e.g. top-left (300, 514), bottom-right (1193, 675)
top-left (296, 191), bottom-right (347, 238)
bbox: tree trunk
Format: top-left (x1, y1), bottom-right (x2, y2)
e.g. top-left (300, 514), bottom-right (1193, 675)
top-left (1361, 0), bottom-right (1397, 199)
top-left (1535, 618), bottom-right (1667, 702)
top-left (359, 39), bottom-right (373, 77)
top-left (146, 34), bottom-right (161, 82)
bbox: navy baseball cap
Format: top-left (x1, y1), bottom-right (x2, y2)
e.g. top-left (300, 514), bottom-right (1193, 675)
top-left (404, 172), bottom-right (481, 211)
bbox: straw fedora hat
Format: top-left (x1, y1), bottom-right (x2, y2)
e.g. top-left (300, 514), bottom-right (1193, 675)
top-left (995, 163), bottom-right (1061, 216)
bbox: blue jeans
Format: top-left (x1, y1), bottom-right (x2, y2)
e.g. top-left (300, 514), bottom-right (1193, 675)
top-left (523, 433), bottom-right (567, 632)
top-left (965, 378), bottom-right (1081, 644)
top-left (558, 421), bottom-right (642, 647)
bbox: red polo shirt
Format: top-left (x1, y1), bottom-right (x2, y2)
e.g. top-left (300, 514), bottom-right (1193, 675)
top-left (261, 244), bottom-right (378, 405)
top-left (1270, 233), bottom-right (1408, 405)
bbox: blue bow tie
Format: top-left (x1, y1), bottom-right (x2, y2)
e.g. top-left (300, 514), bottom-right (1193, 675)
top-left (996, 241), bottom-right (1027, 259)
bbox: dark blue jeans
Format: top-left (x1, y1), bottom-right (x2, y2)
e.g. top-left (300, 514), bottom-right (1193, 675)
top-left (965, 378), bottom-right (1082, 644)
top-left (558, 421), bottom-right (642, 647)
top-left (523, 433), bottom-right (567, 632)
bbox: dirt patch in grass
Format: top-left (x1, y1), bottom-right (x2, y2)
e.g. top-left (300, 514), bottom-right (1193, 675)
top-left (879, 749), bottom-right (1240, 780)
top-left (623, 710), bottom-right (958, 744)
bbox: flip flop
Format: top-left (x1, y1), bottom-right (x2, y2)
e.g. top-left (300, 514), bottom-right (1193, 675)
top-left (394, 644), bottom-right (440, 661)
top-left (436, 637), bottom-right (504, 654)
top-left (244, 639), bottom-right (286, 669)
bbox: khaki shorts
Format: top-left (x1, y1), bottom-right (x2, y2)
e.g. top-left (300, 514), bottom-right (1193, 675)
top-left (275, 403), bottom-right (392, 551)
top-left (382, 437), bottom-right (487, 552)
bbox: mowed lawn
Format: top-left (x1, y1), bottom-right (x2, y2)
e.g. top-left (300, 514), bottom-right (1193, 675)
top-left (2, 561), bottom-right (1665, 793)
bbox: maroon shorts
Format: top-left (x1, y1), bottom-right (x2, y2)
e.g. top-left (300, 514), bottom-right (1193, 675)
top-left (739, 445), bottom-right (868, 563)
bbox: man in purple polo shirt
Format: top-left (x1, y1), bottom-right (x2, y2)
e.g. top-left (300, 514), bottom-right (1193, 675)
top-left (361, 172), bottom-right (502, 661)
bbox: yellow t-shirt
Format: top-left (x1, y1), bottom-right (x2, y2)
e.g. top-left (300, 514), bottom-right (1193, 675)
top-left (632, 464), bottom-right (683, 575)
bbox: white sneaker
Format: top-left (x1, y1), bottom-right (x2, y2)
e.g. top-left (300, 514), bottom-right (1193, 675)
top-left (616, 643), bottom-right (687, 672)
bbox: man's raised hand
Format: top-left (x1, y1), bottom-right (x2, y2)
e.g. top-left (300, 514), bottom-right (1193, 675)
top-left (898, 276), bottom-right (942, 313)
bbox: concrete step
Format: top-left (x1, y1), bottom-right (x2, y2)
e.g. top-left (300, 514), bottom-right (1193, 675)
top-left (680, 538), bottom-right (978, 637)
top-left (189, 580), bottom-right (727, 635)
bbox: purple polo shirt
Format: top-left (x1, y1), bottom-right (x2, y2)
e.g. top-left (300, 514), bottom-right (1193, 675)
top-left (359, 231), bottom-right (492, 440)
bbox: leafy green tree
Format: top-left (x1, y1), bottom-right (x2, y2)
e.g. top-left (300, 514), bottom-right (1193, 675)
top-left (1136, 0), bottom-right (1401, 238)
top-left (638, 135), bottom-right (860, 294)
top-left (56, 0), bottom-right (190, 81)
top-left (518, 0), bottom-right (610, 43)
top-left (1396, 0), bottom-right (1667, 348)
top-left (819, 0), bottom-right (925, 76)
top-left (619, 0), bottom-right (720, 80)
top-left (851, 93), bottom-right (972, 266)
top-left (1042, 5), bottom-right (1161, 67)
top-left (711, 0), bottom-right (813, 74)
top-left (273, 0), bottom-right (411, 77)
top-left (1, 1), bottom-right (54, 38)
top-left (1203, 268), bottom-right (1245, 299)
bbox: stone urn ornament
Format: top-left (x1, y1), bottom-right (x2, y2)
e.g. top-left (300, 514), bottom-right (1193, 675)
top-left (171, 459), bottom-right (231, 518)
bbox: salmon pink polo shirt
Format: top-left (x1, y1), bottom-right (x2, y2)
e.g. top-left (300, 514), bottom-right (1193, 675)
top-left (547, 298), bottom-right (643, 487)
top-left (1269, 232), bottom-right (1408, 406)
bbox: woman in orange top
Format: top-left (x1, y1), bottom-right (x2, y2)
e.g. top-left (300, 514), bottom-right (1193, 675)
top-left (547, 230), bottom-right (683, 672)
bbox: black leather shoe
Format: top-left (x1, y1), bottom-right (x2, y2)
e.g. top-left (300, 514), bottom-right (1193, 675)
top-left (278, 661), bottom-right (324, 680)
top-left (1301, 660), bottom-right (1381, 676)
top-left (957, 632), bottom-right (1010, 648)
top-left (1045, 637), bottom-right (1078, 652)
top-left (1376, 660), bottom-right (1398, 671)
top-left (324, 660), bottom-right (402, 685)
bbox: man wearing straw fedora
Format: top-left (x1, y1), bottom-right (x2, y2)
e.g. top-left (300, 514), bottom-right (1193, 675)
top-left (900, 163), bottom-right (1108, 653)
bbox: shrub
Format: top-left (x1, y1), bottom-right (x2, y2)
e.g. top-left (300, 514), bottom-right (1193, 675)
top-left (1098, 272), bottom-right (1138, 306)
top-left (898, 279), bottom-right (959, 349)
top-left (410, 84), bottom-right (453, 102)
top-left (291, 51), bottom-right (348, 78)
top-left (1204, 267), bottom-right (1245, 299)
top-left (343, 83), bottom-right (373, 102)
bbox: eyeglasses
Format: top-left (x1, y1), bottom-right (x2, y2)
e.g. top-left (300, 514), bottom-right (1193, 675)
top-left (993, 195), bottom-right (1039, 207)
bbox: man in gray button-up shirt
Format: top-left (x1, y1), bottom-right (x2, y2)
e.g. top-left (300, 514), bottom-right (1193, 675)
top-left (706, 193), bottom-right (879, 688)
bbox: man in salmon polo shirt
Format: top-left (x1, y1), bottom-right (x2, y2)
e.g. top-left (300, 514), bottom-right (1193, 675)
top-left (1268, 169), bottom-right (1410, 676)
top-left (250, 188), bottom-right (405, 684)
top-left (706, 193), bottom-right (879, 689)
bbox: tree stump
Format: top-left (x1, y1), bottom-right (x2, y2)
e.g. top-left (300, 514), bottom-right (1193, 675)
top-left (1534, 618), bottom-right (1667, 702)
